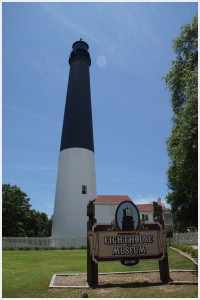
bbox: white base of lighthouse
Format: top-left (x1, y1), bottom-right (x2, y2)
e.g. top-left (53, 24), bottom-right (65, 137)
top-left (52, 148), bottom-right (96, 238)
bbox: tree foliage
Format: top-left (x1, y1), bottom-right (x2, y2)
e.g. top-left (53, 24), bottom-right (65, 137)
top-left (165, 16), bottom-right (198, 231)
top-left (2, 184), bottom-right (52, 237)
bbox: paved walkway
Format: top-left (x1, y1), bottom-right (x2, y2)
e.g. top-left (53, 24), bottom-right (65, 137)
top-left (191, 245), bottom-right (198, 249)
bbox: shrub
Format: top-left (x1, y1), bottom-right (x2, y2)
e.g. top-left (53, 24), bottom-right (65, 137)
top-left (80, 245), bottom-right (87, 249)
top-left (170, 242), bottom-right (198, 258)
top-left (190, 248), bottom-right (198, 257)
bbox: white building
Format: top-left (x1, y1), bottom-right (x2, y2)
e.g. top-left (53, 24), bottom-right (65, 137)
top-left (94, 195), bottom-right (132, 223)
top-left (94, 195), bottom-right (174, 235)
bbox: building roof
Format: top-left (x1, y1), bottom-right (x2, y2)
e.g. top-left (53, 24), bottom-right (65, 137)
top-left (136, 204), bottom-right (154, 212)
top-left (129, 203), bottom-right (166, 212)
top-left (95, 195), bottom-right (166, 212)
top-left (95, 195), bottom-right (132, 203)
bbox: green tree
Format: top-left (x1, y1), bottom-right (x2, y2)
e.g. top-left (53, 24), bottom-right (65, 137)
top-left (27, 210), bottom-right (50, 237)
top-left (2, 184), bottom-right (31, 236)
top-left (165, 16), bottom-right (198, 231)
top-left (2, 184), bottom-right (53, 237)
top-left (47, 215), bottom-right (53, 236)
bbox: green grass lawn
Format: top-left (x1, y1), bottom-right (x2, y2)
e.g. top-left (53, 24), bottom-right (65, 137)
top-left (2, 248), bottom-right (198, 298)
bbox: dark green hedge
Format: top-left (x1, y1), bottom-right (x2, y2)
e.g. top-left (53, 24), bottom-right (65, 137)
top-left (170, 242), bottom-right (198, 258)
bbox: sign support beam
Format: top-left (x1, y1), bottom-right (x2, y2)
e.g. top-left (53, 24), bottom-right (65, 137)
top-left (153, 202), bottom-right (170, 283)
top-left (87, 201), bottom-right (98, 288)
top-left (159, 251), bottom-right (170, 282)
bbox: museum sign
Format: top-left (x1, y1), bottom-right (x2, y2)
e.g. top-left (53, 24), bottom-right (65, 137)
top-left (88, 229), bottom-right (166, 262)
top-left (87, 200), bottom-right (170, 286)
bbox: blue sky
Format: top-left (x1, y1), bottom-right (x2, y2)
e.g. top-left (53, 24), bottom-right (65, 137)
top-left (2, 2), bottom-right (198, 217)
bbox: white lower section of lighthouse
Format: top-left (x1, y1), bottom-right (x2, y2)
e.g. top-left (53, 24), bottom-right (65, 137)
top-left (52, 148), bottom-right (96, 238)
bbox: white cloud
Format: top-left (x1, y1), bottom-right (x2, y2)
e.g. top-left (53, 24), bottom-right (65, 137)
top-left (96, 55), bottom-right (107, 68)
top-left (40, 2), bottom-right (160, 72)
top-left (41, 3), bottom-right (99, 45)
top-left (11, 164), bottom-right (57, 172)
top-left (25, 182), bottom-right (55, 188)
top-left (133, 195), bottom-right (170, 208)
top-left (3, 104), bottom-right (61, 127)
top-left (134, 197), bottom-right (157, 205)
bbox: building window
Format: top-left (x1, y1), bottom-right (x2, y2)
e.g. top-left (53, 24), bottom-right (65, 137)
top-left (82, 185), bottom-right (87, 194)
top-left (164, 215), bottom-right (172, 224)
top-left (142, 214), bottom-right (149, 222)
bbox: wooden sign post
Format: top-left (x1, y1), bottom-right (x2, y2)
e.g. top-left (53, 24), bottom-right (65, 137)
top-left (87, 201), bottom-right (98, 287)
top-left (153, 201), bottom-right (170, 282)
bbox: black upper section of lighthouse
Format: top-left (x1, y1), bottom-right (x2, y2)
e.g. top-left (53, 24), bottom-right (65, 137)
top-left (69, 40), bottom-right (91, 65)
top-left (60, 40), bottom-right (94, 152)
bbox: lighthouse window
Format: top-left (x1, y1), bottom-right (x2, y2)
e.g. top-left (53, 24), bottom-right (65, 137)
top-left (82, 185), bottom-right (87, 194)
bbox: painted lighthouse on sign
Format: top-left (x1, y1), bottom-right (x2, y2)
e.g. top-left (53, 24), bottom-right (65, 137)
top-left (51, 40), bottom-right (96, 238)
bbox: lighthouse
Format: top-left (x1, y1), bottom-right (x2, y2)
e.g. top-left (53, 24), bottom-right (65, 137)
top-left (122, 208), bottom-right (135, 231)
top-left (51, 40), bottom-right (96, 238)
